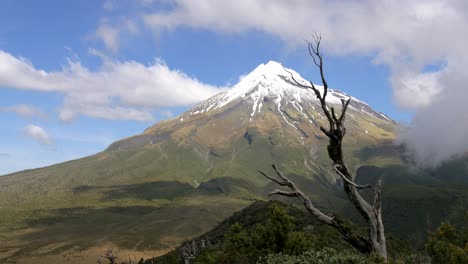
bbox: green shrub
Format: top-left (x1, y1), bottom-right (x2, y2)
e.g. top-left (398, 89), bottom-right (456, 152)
top-left (425, 222), bottom-right (468, 264)
top-left (260, 247), bottom-right (385, 264)
top-left (193, 204), bottom-right (313, 263)
top-left (392, 253), bottom-right (431, 264)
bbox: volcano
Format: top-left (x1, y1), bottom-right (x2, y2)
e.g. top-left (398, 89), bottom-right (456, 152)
top-left (0, 61), bottom-right (403, 263)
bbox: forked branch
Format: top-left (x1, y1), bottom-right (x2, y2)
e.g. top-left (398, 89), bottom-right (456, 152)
top-left (259, 164), bottom-right (372, 253)
top-left (259, 165), bottom-right (334, 224)
top-left (307, 33), bottom-right (328, 99)
top-left (339, 98), bottom-right (351, 123)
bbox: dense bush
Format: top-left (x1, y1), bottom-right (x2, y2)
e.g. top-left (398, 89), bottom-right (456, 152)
top-left (260, 247), bottom-right (386, 264)
top-left (425, 221), bottom-right (468, 264)
top-left (260, 248), bottom-right (433, 264)
top-left (193, 204), bottom-right (311, 264)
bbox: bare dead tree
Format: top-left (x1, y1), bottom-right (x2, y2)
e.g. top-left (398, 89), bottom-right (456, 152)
top-left (181, 242), bottom-right (195, 264)
top-left (181, 240), bottom-right (198, 264)
top-left (179, 238), bottom-right (214, 263)
top-left (100, 248), bottom-right (118, 264)
top-left (258, 34), bottom-right (387, 260)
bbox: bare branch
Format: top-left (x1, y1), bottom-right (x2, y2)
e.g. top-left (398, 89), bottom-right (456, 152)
top-left (282, 66), bottom-right (324, 106)
top-left (318, 57), bottom-right (328, 99)
top-left (333, 165), bottom-right (372, 189)
top-left (313, 33), bottom-right (322, 52)
top-left (338, 98), bottom-right (351, 123)
top-left (272, 164), bottom-right (290, 182)
top-left (257, 164), bottom-right (334, 224)
top-left (268, 189), bottom-right (299, 197)
top-left (307, 34), bottom-right (329, 100)
top-left (258, 164), bottom-right (375, 253)
top-left (307, 36), bottom-right (336, 132)
top-left (308, 81), bottom-right (322, 100)
top-left (257, 169), bottom-right (287, 186)
top-left (331, 107), bottom-right (340, 124)
top-left (308, 42), bottom-right (321, 68)
top-left (320, 126), bottom-right (331, 137)
top-left (283, 67), bottom-right (313, 90)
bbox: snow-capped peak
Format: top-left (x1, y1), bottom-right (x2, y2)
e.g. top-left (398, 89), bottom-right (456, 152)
top-left (246, 60), bottom-right (291, 80)
top-left (214, 60), bottom-right (340, 110)
top-left (187, 61), bottom-right (388, 123)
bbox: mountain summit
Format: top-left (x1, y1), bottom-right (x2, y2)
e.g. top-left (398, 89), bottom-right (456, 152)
top-left (111, 61), bottom-right (393, 154)
top-left (190, 60), bottom-right (388, 120)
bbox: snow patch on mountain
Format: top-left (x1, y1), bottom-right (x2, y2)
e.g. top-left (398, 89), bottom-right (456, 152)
top-left (187, 61), bottom-right (391, 124)
top-left (214, 61), bottom-right (320, 110)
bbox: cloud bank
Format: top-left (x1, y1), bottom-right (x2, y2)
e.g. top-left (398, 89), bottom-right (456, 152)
top-left (0, 51), bottom-right (224, 122)
top-left (143, 0), bottom-right (468, 166)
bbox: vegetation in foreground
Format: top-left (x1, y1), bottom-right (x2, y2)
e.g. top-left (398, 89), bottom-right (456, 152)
top-left (141, 201), bottom-right (467, 264)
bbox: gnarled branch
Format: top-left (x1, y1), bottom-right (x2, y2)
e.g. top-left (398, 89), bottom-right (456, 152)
top-left (268, 189), bottom-right (299, 197)
top-left (259, 164), bottom-right (334, 224)
top-left (259, 164), bottom-right (372, 253)
top-left (333, 165), bottom-right (371, 189)
top-left (339, 98), bottom-right (351, 123)
top-left (257, 169), bottom-right (288, 187)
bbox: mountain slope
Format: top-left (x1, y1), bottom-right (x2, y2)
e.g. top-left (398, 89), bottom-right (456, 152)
top-left (103, 61), bottom-right (397, 185)
top-left (0, 61), bottom-right (445, 263)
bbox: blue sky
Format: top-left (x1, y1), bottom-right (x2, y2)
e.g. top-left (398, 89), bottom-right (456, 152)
top-left (1, 0), bottom-right (467, 174)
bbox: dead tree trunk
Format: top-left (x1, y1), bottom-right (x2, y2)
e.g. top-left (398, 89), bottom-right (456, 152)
top-left (258, 35), bottom-right (387, 260)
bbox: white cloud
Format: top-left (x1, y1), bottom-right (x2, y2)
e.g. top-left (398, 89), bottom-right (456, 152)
top-left (91, 17), bottom-right (140, 53)
top-left (58, 104), bottom-right (154, 122)
top-left (0, 50), bottom-right (224, 122)
top-left (94, 23), bottom-right (120, 53)
top-left (142, 0), bottom-right (468, 166)
top-left (142, 1), bottom-right (465, 67)
top-left (399, 65), bottom-right (468, 166)
top-left (2, 104), bottom-right (46, 119)
top-left (23, 124), bottom-right (53, 145)
top-left (391, 71), bottom-right (443, 109)
top-left (140, 0), bottom-right (467, 106)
